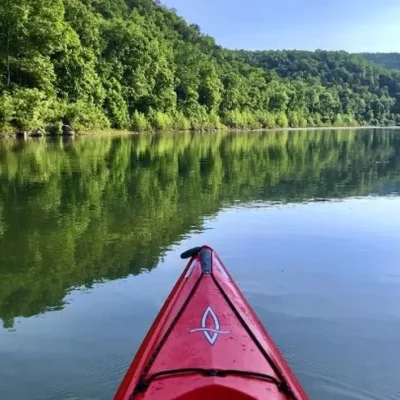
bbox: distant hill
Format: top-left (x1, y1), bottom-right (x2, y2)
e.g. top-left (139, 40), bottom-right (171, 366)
top-left (360, 53), bottom-right (400, 70)
top-left (236, 49), bottom-right (400, 126)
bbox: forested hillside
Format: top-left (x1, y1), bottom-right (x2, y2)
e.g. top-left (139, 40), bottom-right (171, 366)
top-left (1, 0), bottom-right (400, 135)
top-left (237, 50), bottom-right (400, 127)
top-left (360, 53), bottom-right (400, 70)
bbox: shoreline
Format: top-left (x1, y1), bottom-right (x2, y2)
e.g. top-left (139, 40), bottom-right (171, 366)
top-left (1, 125), bottom-right (400, 140)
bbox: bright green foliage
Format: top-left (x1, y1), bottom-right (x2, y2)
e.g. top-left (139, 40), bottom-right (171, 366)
top-left (11, 89), bottom-right (51, 130)
top-left (276, 112), bottom-right (289, 128)
top-left (0, 92), bottom-right (14, 130)
top-left (257, 111), bottom-right (276, 128)
top-left (173, 111), bottom-right (191, 131)
top-left (131, 111), bottom-right (151, 132)
top-left (1, 0), bottom-right (400, 134)
top-left (63, 100), bottom-right (110, 131)
top-left (208, 113), bottom-right (225, 130)
top-left (150, 111), bottom-right (173, 131)
top-left (103, 80), bottom-right (130, 129)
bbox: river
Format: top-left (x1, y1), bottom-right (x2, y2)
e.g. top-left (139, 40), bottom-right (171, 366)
top-left (0, 129), bottom-right (400, 400)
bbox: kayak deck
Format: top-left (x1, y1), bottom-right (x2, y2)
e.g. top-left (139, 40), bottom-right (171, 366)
top-left (115, 246), bottom-right (308, 400)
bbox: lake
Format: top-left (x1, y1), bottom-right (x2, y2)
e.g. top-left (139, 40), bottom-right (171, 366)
top-left (1, 129), bottom-right (400, 400)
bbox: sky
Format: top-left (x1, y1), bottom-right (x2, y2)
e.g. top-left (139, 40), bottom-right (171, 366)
top-left (161, 0), bottom-right (400, 52)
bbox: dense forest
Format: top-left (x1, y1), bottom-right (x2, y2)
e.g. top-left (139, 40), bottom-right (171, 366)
top-left (236, 50), bottom-right (400, 127)
top-left (1, 0), bottom-right (400, 134)
top-left (360, 53), bottom-right (400, 71)
top-left (1, 129), bottom-right (400, 327)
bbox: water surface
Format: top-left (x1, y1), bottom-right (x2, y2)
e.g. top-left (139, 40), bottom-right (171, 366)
top-left (1, 129), bottom-right (400, 399)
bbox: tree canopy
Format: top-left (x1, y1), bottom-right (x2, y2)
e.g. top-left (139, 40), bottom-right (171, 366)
top-left (1, 0), bottom-right (400, 134)
top-left (360, 53), bottom-right (400, 71)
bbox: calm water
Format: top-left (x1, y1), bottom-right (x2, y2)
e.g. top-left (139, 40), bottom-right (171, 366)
top-left (1, 129), bottom-right (400, 400)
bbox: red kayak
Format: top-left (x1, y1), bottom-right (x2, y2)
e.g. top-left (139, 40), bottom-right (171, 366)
top-left (115, 246), bottom-right (309, 400)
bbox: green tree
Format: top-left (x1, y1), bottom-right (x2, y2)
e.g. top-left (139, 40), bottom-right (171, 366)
top-left (1, 0), bottom-right (400, 134)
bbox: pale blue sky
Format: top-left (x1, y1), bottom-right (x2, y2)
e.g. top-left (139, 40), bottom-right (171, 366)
top-left (161, 0), bottom-right (400, 52)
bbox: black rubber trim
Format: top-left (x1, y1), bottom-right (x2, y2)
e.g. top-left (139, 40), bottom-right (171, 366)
top-left (199, 248), bottom-right (212, 274)
top-left (132, 368), bottom-right (284, 394)
top-left (180, 247), bottom-right (202, 259)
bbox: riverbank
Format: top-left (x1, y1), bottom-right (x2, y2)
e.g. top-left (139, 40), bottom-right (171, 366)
top-left (2, 124), bottom-right (400, 140)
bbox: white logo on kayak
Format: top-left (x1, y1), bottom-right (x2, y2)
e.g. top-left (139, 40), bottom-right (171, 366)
top-left (189, 306), bottom-right (230, 345)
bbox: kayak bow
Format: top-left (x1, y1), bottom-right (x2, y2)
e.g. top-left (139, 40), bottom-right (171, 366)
top-left (115, 246), bottom-right (309, 400)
